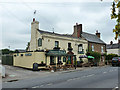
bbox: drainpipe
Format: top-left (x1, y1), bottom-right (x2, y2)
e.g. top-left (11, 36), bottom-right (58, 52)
top-left (45, 54), bottom-right (47, 67)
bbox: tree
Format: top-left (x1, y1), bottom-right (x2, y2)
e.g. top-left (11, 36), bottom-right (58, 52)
top-left (1, 49), bottom-right (14, 55)
top-left (26, 42), bottom-right (30, 51)
top-left (111, 0), bottom-right (120, 40)
top-left (106, 53), bottom-right (118, 60)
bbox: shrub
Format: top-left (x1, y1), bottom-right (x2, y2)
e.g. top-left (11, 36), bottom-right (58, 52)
top-left (106, 54), bottom-right (118, 60)
top-left (86, 51), bottom-right (101, 62)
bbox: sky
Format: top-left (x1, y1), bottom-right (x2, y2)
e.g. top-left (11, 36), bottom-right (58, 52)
top-left (0, 0), bottom-right (118, 50)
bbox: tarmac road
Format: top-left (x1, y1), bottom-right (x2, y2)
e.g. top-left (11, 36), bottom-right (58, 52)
top-left (2, 66), bottom-right (119, 89)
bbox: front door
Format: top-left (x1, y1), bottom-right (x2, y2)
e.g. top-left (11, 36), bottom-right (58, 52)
top-left (68, 56), bottom-right (71, 64)
top-left (50, 56), bottom-right (54, 64)
top-left (57, 56), bottom-right (61, 63)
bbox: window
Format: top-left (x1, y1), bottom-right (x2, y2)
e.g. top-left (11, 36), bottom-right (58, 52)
top-left (38, 38), bottom-right (42, 46)
top-left (50, 56), bottom-right (54, 64)
top-left (17, 53), bottom-right (19, 56)
top-left (55, 41), bottom-right (59, 47)
top-left (78, 44), bottom-right (83, 54)
top-left (92, 45), bottom-right (94, 51)
top-left (101, 46), bottom-right (104, 53)
top-left (25, 53), bottom-right (32, 56)
top-left (68, 43), bottom-right (71, 48)
top-left (63, 57), bottom-right (66, 62)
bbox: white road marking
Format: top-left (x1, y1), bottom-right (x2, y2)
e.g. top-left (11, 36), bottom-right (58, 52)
top-left (112, 86), bottom-right (119, 90)
top-left (32, 86), bottom-right (40, 88)
top-left (67, 79), bottom-right (73, 81)
top-left (74, 77), bottom-right (80, 80)
top-left (81, 76), bottom-right (86, 78)
top-left (115, 86), bottom-right (118, 88)
top-left (67, 74), bottom-right (95, 82)
top-left (86, 74), bottom-right (95, 77)
top-left (103, 72), bottom-right (107, 74)
top-left (40, 85), bottom-right (44, 87)
top-left (47, 83), bottom-right (53, 86)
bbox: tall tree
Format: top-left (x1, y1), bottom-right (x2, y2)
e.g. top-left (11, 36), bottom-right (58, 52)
top-left (111, 0), bottom-right (120, 40)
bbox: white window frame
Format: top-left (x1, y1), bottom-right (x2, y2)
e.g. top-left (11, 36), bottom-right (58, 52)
top-left (92, 45), bottom-right (94, 51)
top-left (101, 46), bottom-right (104, 53)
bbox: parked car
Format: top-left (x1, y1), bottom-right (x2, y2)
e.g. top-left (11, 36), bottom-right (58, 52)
top-left (112, 57), bottom-right (120, 66)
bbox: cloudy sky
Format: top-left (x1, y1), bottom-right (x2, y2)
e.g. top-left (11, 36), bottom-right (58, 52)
top-left (0, 0), bottom-right (118, 50)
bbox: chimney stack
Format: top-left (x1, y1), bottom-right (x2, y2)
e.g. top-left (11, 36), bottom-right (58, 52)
top-left (72, 23), bottom-right (82, 38)
top-left (96, 30), bottom-right (100, 38)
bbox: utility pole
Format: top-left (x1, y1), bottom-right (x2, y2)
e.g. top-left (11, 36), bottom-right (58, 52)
top-left (52, 28), bottom-right (54, 33)
top-left (34, 10), bottom-right (36, 18)
top-left (8, 46), bottom-right (10, 50)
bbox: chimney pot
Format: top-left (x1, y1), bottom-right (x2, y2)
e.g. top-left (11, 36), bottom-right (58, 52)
top-left (96, 30), bottom-right (100, 38)
top-left (33, 18), bottom-right (35, 22)
top-left (76, 23), bottom-right (78, 25)
top-left (110, 41), bottom-right (113, 45)
top-left (96, 30), bottom-right (98, 33)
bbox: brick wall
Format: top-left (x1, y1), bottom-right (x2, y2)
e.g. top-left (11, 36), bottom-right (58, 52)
top-left (89, 42), bottom-right (106, 54)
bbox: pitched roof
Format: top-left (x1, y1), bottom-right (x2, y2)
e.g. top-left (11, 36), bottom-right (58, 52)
top-left (82, 32), bottom-right (106, 44)
top-left (15, 49), bottom-right (26, 53)
top-left (38, 29), bottom-right (82, 39)
top-left (38, 29), bottom-right (106, 44)
top-left (106, 43), bottom-right (120, 49)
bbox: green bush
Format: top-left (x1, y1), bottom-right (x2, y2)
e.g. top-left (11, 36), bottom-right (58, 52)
top-left (86, 51), bottom-right (101, 62)
top-left (106, 54), bottom-right (118, 60)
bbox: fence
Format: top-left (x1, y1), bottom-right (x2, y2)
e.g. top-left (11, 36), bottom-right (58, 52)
top-left (2, 55), bottom-right (13, 65)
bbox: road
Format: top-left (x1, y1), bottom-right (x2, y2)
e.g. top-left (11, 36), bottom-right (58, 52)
top-left (2, 66), bottom-right (119, 89)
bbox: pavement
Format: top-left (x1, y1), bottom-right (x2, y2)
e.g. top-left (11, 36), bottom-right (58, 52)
top-left (2, 65), bottom-right (118, 89)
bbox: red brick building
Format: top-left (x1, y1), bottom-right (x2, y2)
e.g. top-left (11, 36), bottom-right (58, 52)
top-left (72, 23), bottom-right (106, 62)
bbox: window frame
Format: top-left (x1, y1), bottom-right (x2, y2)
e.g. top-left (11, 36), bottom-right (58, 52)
top-left (38, 38), bottom-right (42, 47)
top-left (92, 44), bottom-right (94, 51)
top-left (55, 41), bottom-right (59, 48)
top-left (68, 43), bottom-right (71, 48)
top-left (101, 46), bottom-right (104, 53)
top-left (78, 44), bottom-right (84, 54)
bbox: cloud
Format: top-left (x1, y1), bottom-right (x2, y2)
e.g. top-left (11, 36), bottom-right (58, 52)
top-left (1, 1), bottom-right (118, 50)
